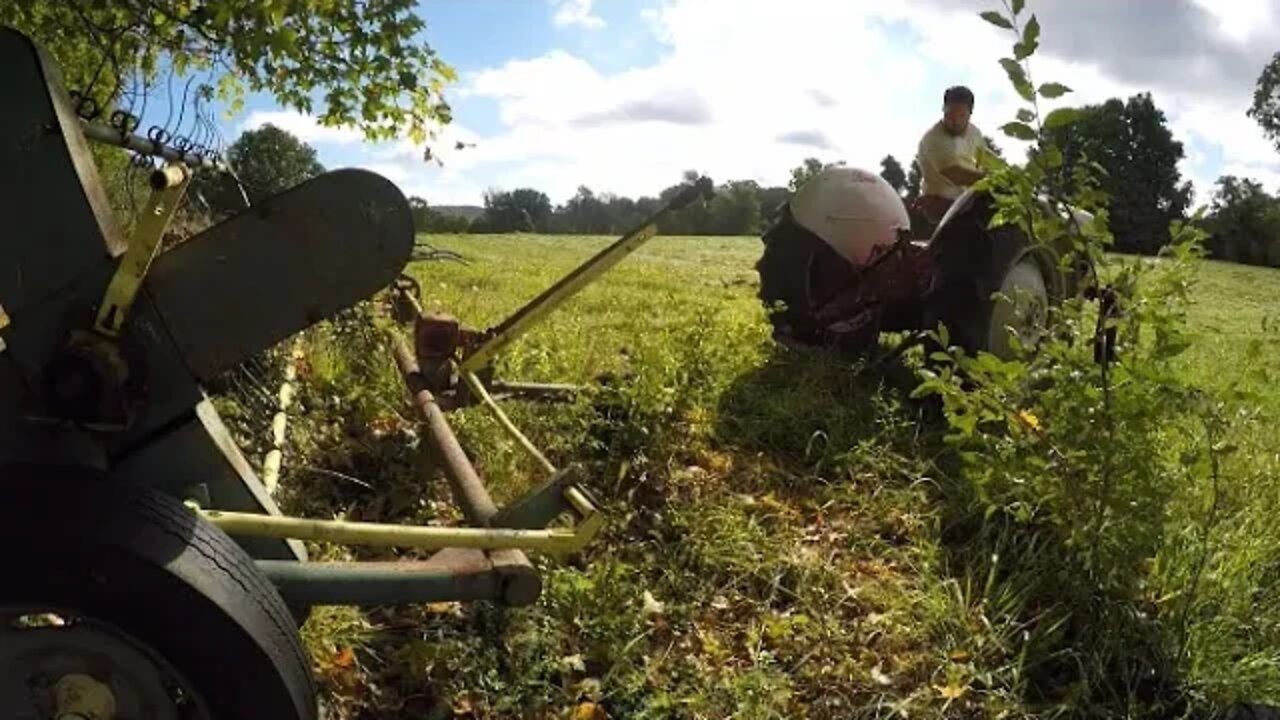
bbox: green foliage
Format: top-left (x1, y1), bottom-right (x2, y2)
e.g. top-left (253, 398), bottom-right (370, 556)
top-left (705, 180), bottom-right (764, 235)
top-left (407, 196), bottom-right (472, 234)
top-left (475, 188), bottom-right (554, 233)
top-left (466, 176), bottom-right (781, 237)
top-left (189, 123), bottom-right (325, 215)
top-left (1202, 175), bottom-right (1280, 267)
top-left (908, 1), bottom-right (1280, 714)
top-left (1248, 50), bottom-right (1280, 152)
top-left (906, 159), bottom-right (923, 203)
top-left (5, 0), bottom-right (456, 144)
top-left (880, 155), bottom-right (908, 194)
top-left (1041, 93), bottom-right (1193, 255)
top-left (238, 224), bottom-right (1280, 719)
top-left (982, 133), bottom-right (1006, 161)
top-left (788, 157), bottom-right (844, 192)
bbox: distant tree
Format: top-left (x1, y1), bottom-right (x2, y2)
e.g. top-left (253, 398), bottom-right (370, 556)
top-left (707, 180), bottom-right (763, 235)
top-left (658, 171), bottom-right (714, 234)
top-left (408, 196), bottom-right (471, 234)
top-left (555, 186), bottom-right (612, 234)
top-left (788, 157), bottom-right (827, 191)
top-left (189, 123), bottom-right (325, 218)
top-left (1042, 93), bottom-right (1191, 255)
top-left (1203, 176), bottom-right (1280, 266)
top-left (479, 188), bottom-right (553, 233)
top-left (905, 160), bottom-right (922, 203)
top-left (982, 133), bottom-right (1005, 160)
top-left (880, 155), bottom-right (907, 195)
top-left (758, 185), bottom-right (791, 224)
top-left (225, 124), bottom-right (326, 199)
top-left (1249, 53), bottom-right (1280, 153)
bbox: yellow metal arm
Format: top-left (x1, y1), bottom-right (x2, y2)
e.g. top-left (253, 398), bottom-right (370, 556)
top-left (95, 163), bottom-right (191, 336)
top-left (201, 508), bottom-right (601, 555)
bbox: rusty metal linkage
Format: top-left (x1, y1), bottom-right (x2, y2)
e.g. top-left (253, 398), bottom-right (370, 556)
top-left (79, 118), bottom-right (229, 172)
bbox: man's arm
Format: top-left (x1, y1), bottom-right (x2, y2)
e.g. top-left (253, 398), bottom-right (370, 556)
top-left (941, 165), bottom-right (984, 186)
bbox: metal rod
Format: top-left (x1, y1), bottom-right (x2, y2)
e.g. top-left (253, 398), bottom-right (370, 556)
top-left (80, 119), bottom-right (228, 171)
top-left (457, 180), bottom-right (711, 375)
top-left (256, 557), bottom-right (509, 606)
top-left (462, 371), bottom-right (557, 476)
top-left (458, 223), bottom-right (658, 374)
top-left (202, 509), bottom-right (581, 552)
top-left (488, 380), bottom-right (584, 401)
top-left (391, 333), bottom-right (500, 525)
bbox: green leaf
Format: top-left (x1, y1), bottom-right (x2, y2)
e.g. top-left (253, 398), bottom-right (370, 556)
top-left (1039, 82), bottom-right (1072, 99)
top-left (1023, 14), bottom-right (1040, 47)
top-left (1044, 107), bottom-right (1083, 129)
top-left (1001, 122), bottom-right (1037, 141)
top-left (1042, 145), bottom-right (1064, 169)
top-left (980, 11), bottom-right (1014, 29)
top-left (999, 58), bottom-right (1035, 101)
top-left (1017, 108), bottom-right (1035, 123)
top-left (1012, 0), bottom-right (1025, 15)
top-left (1014, 16), bottom-right (1040, 59)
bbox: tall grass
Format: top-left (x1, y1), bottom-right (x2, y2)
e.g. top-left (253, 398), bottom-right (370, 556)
top-left (206, 232), bottom-right (1280, 719)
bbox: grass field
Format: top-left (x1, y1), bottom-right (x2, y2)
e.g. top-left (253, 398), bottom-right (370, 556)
top-left (252, 234), bottom-right (1280, 719)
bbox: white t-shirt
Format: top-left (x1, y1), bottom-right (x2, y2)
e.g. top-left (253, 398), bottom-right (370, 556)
top-left (917, 120), bottom-right (987, 200)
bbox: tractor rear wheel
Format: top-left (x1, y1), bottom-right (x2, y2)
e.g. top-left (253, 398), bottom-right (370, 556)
top-left (927, 223), bottom-right (1052, 359)
top-left (756, 209), bottom-right (876, 353)
top-left (0, 471), bottom-right (318, 720)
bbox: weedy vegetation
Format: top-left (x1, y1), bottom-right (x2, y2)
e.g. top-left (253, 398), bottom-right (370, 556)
top-left (211, 3), bottom-right (1280, 718)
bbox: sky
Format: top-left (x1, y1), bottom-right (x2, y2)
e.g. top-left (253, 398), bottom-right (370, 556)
top-left (208, 0), bottom-right (1280, 208)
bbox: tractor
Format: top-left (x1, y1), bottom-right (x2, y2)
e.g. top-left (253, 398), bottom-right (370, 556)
top-left (756, 165), bottom-right (1093, 360)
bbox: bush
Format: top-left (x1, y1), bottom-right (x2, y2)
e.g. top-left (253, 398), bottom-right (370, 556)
top-left (909, 2), bottom-right (1279, 714)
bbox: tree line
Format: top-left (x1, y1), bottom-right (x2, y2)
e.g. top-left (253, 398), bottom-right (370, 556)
top-left (201, 98), bottom-right (1280, 270)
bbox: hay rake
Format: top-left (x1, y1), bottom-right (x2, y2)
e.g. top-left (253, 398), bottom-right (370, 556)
top-left (0, 25), bottom-right (710, 719)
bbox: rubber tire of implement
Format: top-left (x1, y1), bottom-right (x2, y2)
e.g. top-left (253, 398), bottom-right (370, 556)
top-left (756, 208), bottom-right (867, 349)
top-left (926, 221), bottom-right (1051, 358)
top-left (0, 474), bottom-right (318, 720)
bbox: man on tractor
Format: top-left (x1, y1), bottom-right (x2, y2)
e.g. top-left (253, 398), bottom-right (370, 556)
top-left (913, 85), bottom-right (989, 229)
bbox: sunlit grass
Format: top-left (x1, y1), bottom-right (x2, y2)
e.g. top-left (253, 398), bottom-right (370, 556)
top-left (259, 233), bottom-right (1280, 718)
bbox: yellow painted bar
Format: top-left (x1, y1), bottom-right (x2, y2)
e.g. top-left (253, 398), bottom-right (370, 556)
top-left (202, 510), bottom-right (592, 553)
top-left (462, 370), bottom-right (557, 475)
top-left (458, 223), bottom-right (659, 373)
top-left (95, 164), bottom-right (191, 337)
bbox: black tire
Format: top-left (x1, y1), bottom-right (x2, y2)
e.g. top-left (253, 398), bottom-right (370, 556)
top-left (926, 217), bottom-right (1053, 359)
top-left (756, 207), bottom-right (875, 353)
top-left (0, 472), bottom-right (317, 720)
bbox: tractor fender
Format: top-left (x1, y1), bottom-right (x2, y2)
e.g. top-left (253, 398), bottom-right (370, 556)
top-left (926, 188), bottom-right (981, 243)
top-left (788, 166), bottom-right (911, 268)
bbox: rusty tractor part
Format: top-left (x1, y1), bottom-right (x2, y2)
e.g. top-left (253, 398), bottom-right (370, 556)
top-left (388, 176), bottom-right (715, 410)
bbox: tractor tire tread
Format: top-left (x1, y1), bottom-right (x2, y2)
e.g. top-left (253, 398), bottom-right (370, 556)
top-left (0, 477), bottom-right (318, 720)
top-left (130, 488), bottom-right (314, 692)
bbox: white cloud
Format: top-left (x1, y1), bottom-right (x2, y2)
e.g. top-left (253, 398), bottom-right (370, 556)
top-left (239, 110), bottom-right (363, 145)
top-left (435, 0), bottom-right (1280, 206)
top-left (1190, 0), bottom-right (1274, 43)
top-left (552, 0), bottom-right (605, 29)
top-left (241, 0), bottom-right (1280, 209)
